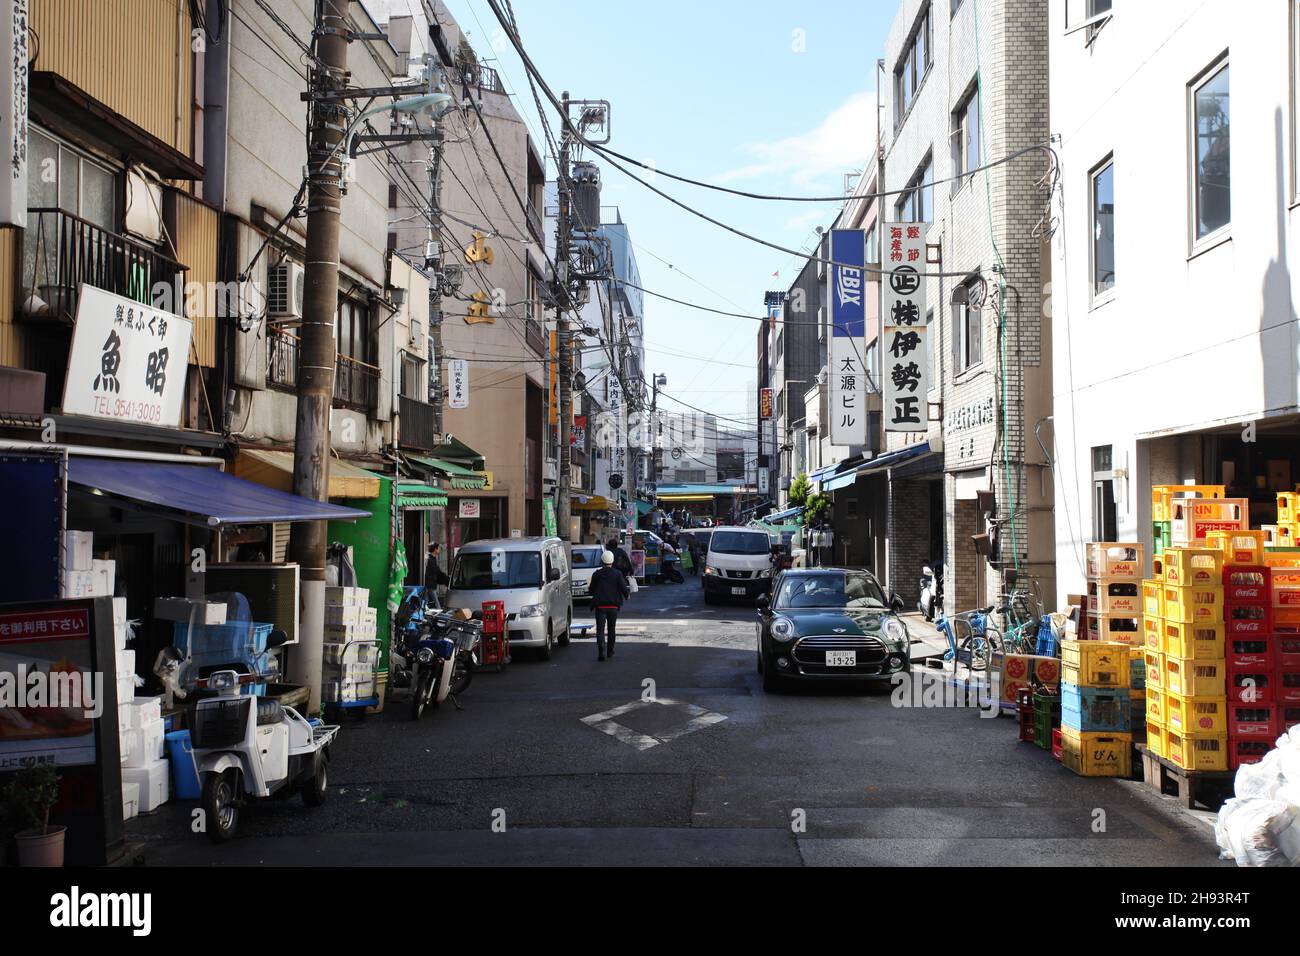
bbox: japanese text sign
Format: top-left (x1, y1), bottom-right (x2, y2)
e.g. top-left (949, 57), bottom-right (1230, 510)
top-left (828, 229), bottom-right (867, 446)
top-left (883, 223), bottom-right (929, 433)
top-left (448, 358), bottom-right (469, 409)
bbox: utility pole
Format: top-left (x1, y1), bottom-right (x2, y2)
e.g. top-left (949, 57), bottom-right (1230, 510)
top-left (288, 0), bottom-right (349, 713)
top-left (426, 24), bottom-right (456, 445)
top-left (555, 90), bottom-right (573, 543)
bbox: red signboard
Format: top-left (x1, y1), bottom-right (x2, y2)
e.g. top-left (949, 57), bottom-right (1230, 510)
top-left (760, 387), bottom-right (774, 420)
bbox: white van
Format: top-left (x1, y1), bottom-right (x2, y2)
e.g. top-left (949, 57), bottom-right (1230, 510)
top-left (446, 537), bottom-right (572, 659)
top-left (702, 526), bottom-right (775, 604)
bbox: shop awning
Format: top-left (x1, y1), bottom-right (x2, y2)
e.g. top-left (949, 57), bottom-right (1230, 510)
top-left (846, 442), bottom-right (933, 482)
top-left (234, 448), bottom-right (382, 500)
top-left (658, 494), bottom-right (714, 502)
top-left (635, 500), bottom-right (653, 516)
top-left (407, 454), bottom-right (488, 490)
top-left (825, 470), bottom-right (860, 492)
top-left (763, 505), bottom-right (803, 523)
top-left (68, 458), bottom-right (368, 527)
top-left (396, 481), bottom-right (448, 510)
top-left (573, 495), bottom-right (616, 511)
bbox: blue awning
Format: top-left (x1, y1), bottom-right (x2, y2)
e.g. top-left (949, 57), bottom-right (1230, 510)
top-left (808, 464), bottom-right (840, 481)
top-left (68, 457), bottom-right (369, 527)
top-left (762, 505), bottom-right (803, 522)
top-left (824, 470), bottom-right (861, 492)
top-left (853, 442), bottom-right (933, 479)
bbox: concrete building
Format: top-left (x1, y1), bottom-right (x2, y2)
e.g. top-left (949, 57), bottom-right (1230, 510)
top-left (1048, 1), bottom-right (1300, 603)
top-left (876, 0), bottom-right (1054, 609)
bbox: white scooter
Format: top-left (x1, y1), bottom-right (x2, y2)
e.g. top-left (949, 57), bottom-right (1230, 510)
top-left (191, 659), bottom-right (340, 843)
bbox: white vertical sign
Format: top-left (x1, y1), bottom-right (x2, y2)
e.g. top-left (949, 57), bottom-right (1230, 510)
top-left (883, 223), bottom-right (929, 433)
top-left (827, 229), bottom-right (867, 446)
top-left (448, 358), bottom-right (469, 408)
top-left (0, 0), bottom-right (28, 227)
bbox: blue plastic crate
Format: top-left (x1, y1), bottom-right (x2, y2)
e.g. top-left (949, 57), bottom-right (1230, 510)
top-left (1061, 683), bottom-right (1132, 732)
top-left (1131, 656), bottom-right (1146, 690)
top-left (173, 620), bottom-right (273, 669)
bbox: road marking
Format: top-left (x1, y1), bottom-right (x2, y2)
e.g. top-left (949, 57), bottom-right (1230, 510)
top-left (580, 697), bottom-right (728, 750)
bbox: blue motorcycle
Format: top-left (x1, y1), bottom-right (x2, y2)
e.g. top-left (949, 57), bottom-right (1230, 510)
top-left (396, 587), bottom-right (480, 720)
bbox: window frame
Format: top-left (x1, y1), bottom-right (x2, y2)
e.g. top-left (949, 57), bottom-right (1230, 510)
top-left (950, 83), bottom-right (981, 196)
top-left (27, 125), bottom-right (120, 229)
top-left (895, 154), bottom-right (934, 224)
top-left (953, 283), bottom-right (983, 374)
top-left (1188, 55), bottom-right (1231, 252)
top-left (1089, 154), bottom-right (1116, 304)
top-left (893, 3), bottom-right (934, 131)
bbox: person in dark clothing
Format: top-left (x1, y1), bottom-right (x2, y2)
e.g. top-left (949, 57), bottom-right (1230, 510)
top-left (605, 538), bottom-right (633, 577)
top-left (590, 550), bottom-right (630, 660)
top-left (424, 543), bottom-right (450, 597)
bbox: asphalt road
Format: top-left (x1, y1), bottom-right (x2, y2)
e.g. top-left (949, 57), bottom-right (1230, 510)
top-left (131, 575), bottom-right (1224, 866)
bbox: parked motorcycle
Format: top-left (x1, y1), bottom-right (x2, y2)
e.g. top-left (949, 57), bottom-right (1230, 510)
top-left (395, 589), bottom-right (481, 719)
top-left (918, 560), bottom-right (944, 622)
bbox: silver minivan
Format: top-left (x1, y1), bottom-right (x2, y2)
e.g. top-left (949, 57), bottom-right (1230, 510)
top-left (445, 536), bottom-right (572, 659)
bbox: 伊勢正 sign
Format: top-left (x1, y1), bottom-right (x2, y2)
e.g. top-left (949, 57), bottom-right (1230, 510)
top-left (827, 229), bottom-right (867, 446)
top-left (63, 285), bottom-right (192, 427)
top-left (882, 223), bottom-right (929, 433)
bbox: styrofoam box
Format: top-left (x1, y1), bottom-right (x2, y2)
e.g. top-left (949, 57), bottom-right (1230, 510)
top-left (323, 661), bottom-right (373, 680)
top-left (360, 606), bottom-right (377, 625)
top-left (116, 673), bottom-right (135, 707)
top-left (117, 703), bottom-right (132, 735)
top-left (124, 718), bottom-right (165, 769)
top-left (126, 696), bottom-right (162, 731)
top-left (122, 758), bottom-right (169, 813)
top-left (121, 781), bottom-right (140, 821)
top-left (326, 586), bottom-right (368, 607)
top-left (119, 727), bottom-right (135, 766)
top-left (323, 641), bottom-right (378, 665)
top-left (64, 530), bottom-right (93, 571)
top-left (116, 648), bottom-right (135, 679)
top-left (62, 570), bottom-right (96, 599)
top-left (91, 558), bottom-right (115, 596)
top-left (323, 622), bottom-right (377, 642)
top-left (324, 604), bottom-right (360, 627)
top-left (112, 596), bottom-right (128, 625)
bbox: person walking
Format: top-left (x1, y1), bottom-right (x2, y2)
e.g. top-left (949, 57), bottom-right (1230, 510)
top-left (590, 550), bottom-right (630, 661)
top-left (606, 537), bottom-right (633, 577)
top-left (423, 542), bottom-right (450, 605)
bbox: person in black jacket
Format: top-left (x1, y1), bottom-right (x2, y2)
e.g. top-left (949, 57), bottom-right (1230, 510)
top-left (589, 550), bottom-right (630, 661)
top-left (424, 543), bottom-right (450, 597)
top-left (605, 538), bottom-right (633, 577)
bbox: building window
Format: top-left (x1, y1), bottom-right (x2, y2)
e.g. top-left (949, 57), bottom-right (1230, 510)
top-left (1191, 59), bottom-right (1230, 243)
top-left (894, 3), bottom-right (933, 129)
top-left (336, 297), bottom-right (372, 364)
top-left (1091, 157), bottom-right (1115, 297)
top-left (27, 127), bottom-right (117, 229)
top-left (1086, 0), bottom-right (1112, 43)
top-left (1091, 444), bottom-right (1117, 541)
top-left (865, 218), bottom-right (879, 263)
top-left (953, 284), bottom-right (982, 372)
top-left (926, 308), bottom-right (936, 390)
top-left (951, 85), bottom-right (980, 193)
top-left (400, 352), bottom-right (424, 400)
top-left (896, 155), bottom-right (933, 223)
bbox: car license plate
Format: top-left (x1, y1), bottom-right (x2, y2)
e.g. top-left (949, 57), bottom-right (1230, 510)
top-left (825, 650), bottom-right (856, 667)
top-left (731, 586), bottom-right (746, 595)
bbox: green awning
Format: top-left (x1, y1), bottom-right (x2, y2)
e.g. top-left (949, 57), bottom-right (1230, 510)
top-left (408, 455), bottom-right (488, 490)
top-left (396, 481), bottom-right (448, 510)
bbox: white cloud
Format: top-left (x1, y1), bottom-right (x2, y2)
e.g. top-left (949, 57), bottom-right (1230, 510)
top-left (718, 90), bottom-right (878, 187)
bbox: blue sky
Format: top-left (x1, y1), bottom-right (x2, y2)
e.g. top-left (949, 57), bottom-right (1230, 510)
top-left (442, 0), bottom-right (896, 427)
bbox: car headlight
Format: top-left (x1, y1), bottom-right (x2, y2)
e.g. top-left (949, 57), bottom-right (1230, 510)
top-left (518, 604), bottom-right (546, 618)
top-left (416, 647), bottom-right (435, 664)
top-left (704, 566), bottom-right (719, 576)
top-left (882, 616), bottom-right (908, 647)
top-left (770, 616), bottom-right (795, 642)
top-left (758, 567), bottom-right (772, 578)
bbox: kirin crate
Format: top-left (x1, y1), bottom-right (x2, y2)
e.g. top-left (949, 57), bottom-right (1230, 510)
top-left (1061, 639), bottom-right (1132, 688)
top-left (1151, 484), bottom-right (1226, 523)
top-left (1087, 613), bottom-right (1142, 645)
top-left (1059, 727), bottom-right (1133, 777)
top-left (1169, 497), bottom-right (1248, 547)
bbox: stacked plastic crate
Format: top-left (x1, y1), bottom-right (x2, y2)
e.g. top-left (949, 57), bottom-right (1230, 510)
top-left (1221, 540), bottom-right (1274, 770)
top-left (1086, 542), bottom-right (1146, 742)
top-left (1059, 638), bottom-right (1133, 776)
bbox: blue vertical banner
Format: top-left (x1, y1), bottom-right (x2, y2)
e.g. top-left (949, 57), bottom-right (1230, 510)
top-left (828, 229), bottom-right (867, 447)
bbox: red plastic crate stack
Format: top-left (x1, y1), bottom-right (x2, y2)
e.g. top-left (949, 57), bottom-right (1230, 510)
top-left (1225, 565), bottom-right (1279, 769)
top-left (1273, 568), bottom-right (1300, 739)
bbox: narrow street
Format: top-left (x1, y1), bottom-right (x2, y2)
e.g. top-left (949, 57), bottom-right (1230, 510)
top-left (132, 580), bottom-right (1219, 867)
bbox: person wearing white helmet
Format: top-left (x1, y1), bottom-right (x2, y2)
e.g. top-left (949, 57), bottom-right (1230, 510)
top-left (588, 549), bottom-right (631, 661)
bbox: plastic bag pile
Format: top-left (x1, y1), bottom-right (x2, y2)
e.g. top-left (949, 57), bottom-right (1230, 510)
top-left (1215, 727), bottom-right (1300, 866)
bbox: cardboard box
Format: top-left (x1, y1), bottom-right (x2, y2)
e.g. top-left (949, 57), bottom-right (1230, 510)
top-left (1000, 654), bottom-right (1061, 702)
top-left (64, 530), bottom-right (93, 571)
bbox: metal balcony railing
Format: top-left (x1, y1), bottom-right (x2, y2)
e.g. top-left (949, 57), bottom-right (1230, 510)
top-left (399, 395), bottom-right (438, 451)
top-left (334, 353), bottom-right (380, 412)
top-left (477, 65), bottom-right (505, 95)
top-left (267, 329), bottom-right (298, 392)
top-left (18, 208), bottom-right (185, 323)
top-left (526, 200), bottom-right (544, 243)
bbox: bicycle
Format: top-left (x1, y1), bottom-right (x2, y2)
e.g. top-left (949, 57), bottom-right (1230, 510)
top-left (994, 587), bottom-right (1045, 656)
top-left (937, 605), bottom-right (1000, 671)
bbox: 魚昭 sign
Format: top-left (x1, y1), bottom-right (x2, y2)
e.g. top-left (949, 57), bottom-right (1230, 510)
top-left (63, 285), bottom-right (192, 427)
top-left (827, 229), bottom-right (867, 447)
top-left (883, 223), bottom-right (929, 433)
top-left (448, 358), bottom-right (469, 409)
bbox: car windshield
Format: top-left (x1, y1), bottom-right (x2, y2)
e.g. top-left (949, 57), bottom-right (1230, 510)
top-left (571, 547), bottom-right (604, 568)
top-left (776, 572), bottom-right (888, 609)
top-left (451, 550), bottom-right (542, 589)
top-left (711, 531), bottom-right (770, 555)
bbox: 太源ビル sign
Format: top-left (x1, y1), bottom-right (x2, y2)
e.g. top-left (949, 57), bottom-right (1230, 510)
top-left (63, 285), bottom-right (192, 427)
top-left (827, 229), bottom-right (867, 446)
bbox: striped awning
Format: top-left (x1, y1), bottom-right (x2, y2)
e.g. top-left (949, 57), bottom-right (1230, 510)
top-left (396, 481), bottom-right (448, 510)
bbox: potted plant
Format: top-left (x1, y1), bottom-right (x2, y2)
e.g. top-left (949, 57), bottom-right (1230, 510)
top-left (4, 765), bottom-right (65, 867)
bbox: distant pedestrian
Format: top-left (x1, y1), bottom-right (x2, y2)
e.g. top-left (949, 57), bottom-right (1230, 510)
top-left (424, 542), bottom-right (449, 600)
top-left (606, 537), bottom-right (633, 577)
top-left (590, 550), bottom-right (630, 660)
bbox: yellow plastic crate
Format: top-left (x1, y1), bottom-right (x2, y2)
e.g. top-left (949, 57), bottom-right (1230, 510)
top-left (1145, 687), bottom-right (1166, 726)
top-left (1145, 721), bottom-right (1167, 758)
top-left (1164, 656), bottom-right (1226, 698)
top-left (1144, 650), bottom-right (1163, 689)
top-left (1061, 639), bottom-right (1131, 688)
top-left (1280, 493), bottom-right (1300, 526)
top-left (1161, 620), bottom-right (1225, 660)
top-left (1088, 579), bottom-right (1143, 615)
top-left (1142, 579), bottom-right (1164, 617)
top-left (1165, 692), bottom-right (1227, 736)
top-left (1142, 614), bottom-right (1162, 652)
top-left (1160, 584), bottom-right (1224, 624)
top-left (1086, 542), bottom-right (1145, 580)
top-left (1162, 548), bottom-right (1224, 587)
top-left (1087, 613), bottom-right (1143, 645)
top-left (1205, 529), bottom-right (1266, 566)
top-left (1152, 485), bottom-right (1225, 523)
top-left (1165, 729), bottom-right (1228, 772)
top-left (1059, 727), bottom-right (1133, 777)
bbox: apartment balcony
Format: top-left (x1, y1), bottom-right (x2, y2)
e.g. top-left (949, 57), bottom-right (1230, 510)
top-left (267, 328), bottom-right (299, 392)
top-left (266, 329), bottom-right (379, 414)
top-left (477, 65), bottom-right (506, 96)
top-left (526, 200), bottom-right (544, 244)
top-left (399, 394), bottom-right (439, 451)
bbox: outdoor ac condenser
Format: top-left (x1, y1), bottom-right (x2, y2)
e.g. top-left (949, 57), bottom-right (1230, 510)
top-left (267, 261), bottom-right (306, 319)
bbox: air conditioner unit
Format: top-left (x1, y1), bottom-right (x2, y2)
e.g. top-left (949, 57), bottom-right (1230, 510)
top-left (268, 261), bottom-right (306, 319)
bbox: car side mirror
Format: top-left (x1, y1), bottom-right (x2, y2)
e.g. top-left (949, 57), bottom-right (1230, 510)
top-left (548, 567), bottom-right (561, 582)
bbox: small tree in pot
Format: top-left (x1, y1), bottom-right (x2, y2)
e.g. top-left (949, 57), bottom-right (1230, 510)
top-left (4, 764), bottom-right (65, 867)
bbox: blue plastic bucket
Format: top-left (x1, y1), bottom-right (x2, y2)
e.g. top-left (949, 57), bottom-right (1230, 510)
top-left (165, 729), bottom-right (202, 800)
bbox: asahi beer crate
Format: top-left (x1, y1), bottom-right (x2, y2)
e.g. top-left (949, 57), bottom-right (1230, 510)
top-left (1086, 542), bottom-right (1145, 580)
top-left (1087, 613), bottom-right (1142, 645)
top-left (1088, 580), bottom-right (1142, 615)
top-left (1152, 485), bottom-right (1226, 523)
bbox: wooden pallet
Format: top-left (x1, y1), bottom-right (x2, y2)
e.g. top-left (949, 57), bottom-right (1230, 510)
top-left (1136, 744), bottom-right (1233, 811)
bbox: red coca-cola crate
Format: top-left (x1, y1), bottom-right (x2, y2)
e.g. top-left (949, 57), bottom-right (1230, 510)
top-left (1228, 737), bottom-right (1273, 770)
top-left (1275, 669), bottom-right (1300, 704)
top-left (1281, 705), bottom-right (1300, 731)
top-left (1277, 635), bottom-right (1300, 669)
top-left (1223, 565), bottom-right (1271, 604)
top-left (1052, 727), bottom-right (1063, 762)
top-left (1225, 603), bottom-right (1272, 636)
top-left (1226, 637), bottom-right (1273, 671)
top-left (1228, 670), bottom-right (1273, 704)
top-left (1228, 703), bottom-right (1276, 738)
